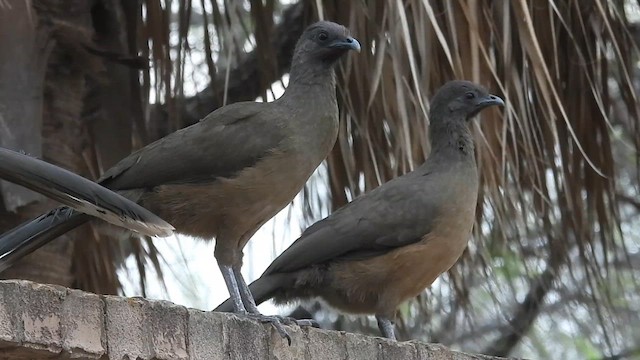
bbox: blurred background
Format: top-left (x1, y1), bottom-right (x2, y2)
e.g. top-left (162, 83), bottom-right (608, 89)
top-left (1, 0), bottom-right (639, 358)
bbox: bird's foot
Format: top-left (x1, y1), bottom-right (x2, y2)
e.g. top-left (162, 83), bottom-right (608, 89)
top-left (245, 313), bottom-right (292, 345)
top-left (275, 316), bottom-right (319, 328)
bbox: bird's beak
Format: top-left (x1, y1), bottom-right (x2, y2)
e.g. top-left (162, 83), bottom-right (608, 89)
top-left (468, 94), bottom-right (504, 118)
top-left (476, 94), bottom-right (505, 109)
top-left (329, 36), bottom-right (361, 52)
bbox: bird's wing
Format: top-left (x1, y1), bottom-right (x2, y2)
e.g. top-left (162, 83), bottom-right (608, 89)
top-left (99, 101), bottom-right (286, 190)
top-left (0, 148), bottom-right (174, 236)
top-left (264, 171), bottom-right (444, 274)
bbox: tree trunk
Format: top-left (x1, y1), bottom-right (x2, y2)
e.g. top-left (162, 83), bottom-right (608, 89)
top-left (0, 0), bottom-right (98, 288)
top-left (0, 1), bottom-right (46, 212)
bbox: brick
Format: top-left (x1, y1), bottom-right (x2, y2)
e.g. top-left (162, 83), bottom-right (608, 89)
top-left (19, 282), bottom-right (66, 356)
top-left (146, 300), bottom-right (188, 360)
top-left (187, 309), bottom-right (225, 360)
top-left (60, 289), bottom-right (106, 359)
top-left (224, 313), bottom-right (269, 360)
top-left (378, 337), bottom-right (416, 359)
top-left (414, 342), bottom-right (456, 360)
top-left (345, 331), bottom-right (379, 359)
top-left (0, 281), bottom-right (22, 348)
top-left (268, 322), bottom-right (305, 360)
top-left (306, 327), bottom-right (346, 360)
top-left (104, 296), bottom-right (151, 360)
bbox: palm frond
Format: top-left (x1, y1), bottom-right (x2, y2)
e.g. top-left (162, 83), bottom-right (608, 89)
top-left (10, 0), bottom-right (635, 357)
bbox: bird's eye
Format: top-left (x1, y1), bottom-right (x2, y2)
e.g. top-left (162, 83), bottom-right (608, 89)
top-left (465, 92), bottom-right (475, 100)
top-left (318, 31), bottom-right (329, 41)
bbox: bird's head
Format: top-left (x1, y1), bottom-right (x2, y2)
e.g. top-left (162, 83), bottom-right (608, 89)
top-left (429, 80), bottom-right (504, 122)
top-left (293, 21), bottom-right (361, 67)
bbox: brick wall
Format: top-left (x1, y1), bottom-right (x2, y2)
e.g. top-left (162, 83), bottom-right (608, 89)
top-left (0, 280), bottom-right (508, 359)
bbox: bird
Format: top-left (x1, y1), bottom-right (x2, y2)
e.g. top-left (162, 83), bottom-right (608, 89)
top-left (0, 148), bottom-right (174, 237)
top-left (214, 80), bottom-right (505, 340)
top-left (0, 20), bottom-right (361, 342)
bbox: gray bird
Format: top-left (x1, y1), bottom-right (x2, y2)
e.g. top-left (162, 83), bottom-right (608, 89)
top-left (215, 80), bottom-right (505, 340)
top-left (0, 148), bottom-right (174, 237)
top-left (0, 21), bottom-right (360, 341)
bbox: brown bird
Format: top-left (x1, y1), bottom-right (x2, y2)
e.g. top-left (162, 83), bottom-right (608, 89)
top-left (0, 148), bottom-right (174, 237)
top-left (0, 21), bottom-right (360, 341)
top-left (215, 80), bottom-right (505, 340)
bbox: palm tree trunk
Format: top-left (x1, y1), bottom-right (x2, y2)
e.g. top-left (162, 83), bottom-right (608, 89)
top-left (0, 0), bottom-right (97, 287)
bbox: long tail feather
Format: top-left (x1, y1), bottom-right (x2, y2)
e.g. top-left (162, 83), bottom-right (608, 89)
top-left (0, 148), bottom-right (174, 237)
top-left (0, 207), bottom-right (91, 272)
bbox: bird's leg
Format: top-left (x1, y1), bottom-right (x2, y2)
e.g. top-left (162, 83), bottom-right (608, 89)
top-left (233, 266), bottom-right (259, 313)
top-left (232, 266), bottom-right (292, 345)
top-left (218, 263), bottom-right (247, 314)
top-left (232, 266), bottom-right (319, 329)
top-left (376, 315), bottom-right (397, 340)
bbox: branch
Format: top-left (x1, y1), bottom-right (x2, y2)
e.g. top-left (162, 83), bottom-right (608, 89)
top-left (599, 347), bottom-right (640, 360)
top-left (617, 192), bottom-right (640, 212)
top-left (180, 1), bottom-right (310, 127)
top-left (484, 265), bottom-right (557, 357)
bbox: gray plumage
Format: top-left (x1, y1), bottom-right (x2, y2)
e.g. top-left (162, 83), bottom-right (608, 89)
top-left (0, 20), bottom-right (360, 342)
top-left (0, 148), bottom-right (173, 236)
top-left (99, 103), bottom-right (285, 189)
top-left (215, 80), bottom-right (505, 340)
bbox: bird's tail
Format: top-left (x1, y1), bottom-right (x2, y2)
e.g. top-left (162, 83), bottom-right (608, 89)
top-left (0, 207), bottom-right (90, 272)
top-left (0, 148), bottom-right (173, 237)
top-left (214, 274), bottom-right (289, 312)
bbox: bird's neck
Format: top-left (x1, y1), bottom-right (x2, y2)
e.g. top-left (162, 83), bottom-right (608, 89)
top-left (286, 59), bottom-right (337, 93)
top-left (278, 61), bottom-right (340, 159)
top-left (426, 118), bottom-right (476, 165)
top-left (280, 65), bottom-right (338, 113)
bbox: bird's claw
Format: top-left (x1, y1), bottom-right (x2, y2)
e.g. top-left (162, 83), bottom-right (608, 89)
top-left (296, 319), bottom-right (319, 328)
top-left (277, 316), bottom-right (319, 328)
top-left (246, 314), bottom-right (292, 346)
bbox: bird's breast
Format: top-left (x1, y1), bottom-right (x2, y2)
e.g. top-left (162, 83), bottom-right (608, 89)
top-left (141, 149), bottom-right (324, 242)
top-left (324, 165), bottom-right (479, 315)
top-left (291, 109), bottom-right (339, 161)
